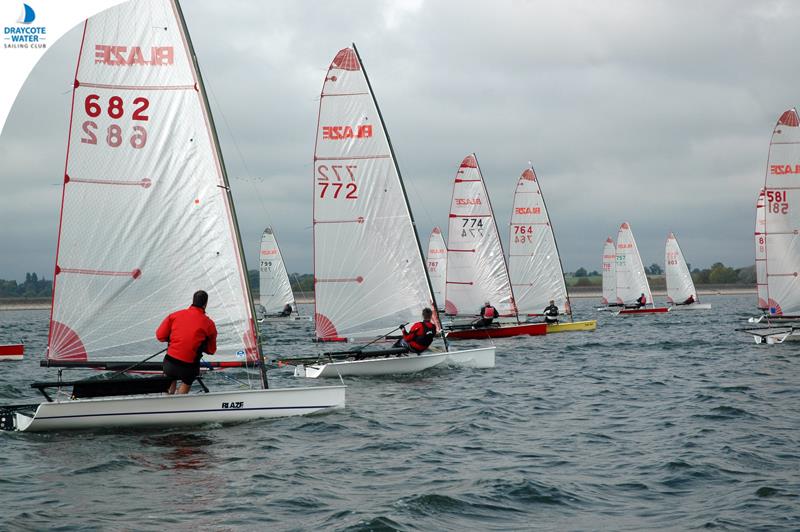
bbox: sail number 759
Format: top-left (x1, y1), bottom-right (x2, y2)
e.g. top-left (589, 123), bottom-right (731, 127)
top-left (317, 164), bottom-right (358, 199)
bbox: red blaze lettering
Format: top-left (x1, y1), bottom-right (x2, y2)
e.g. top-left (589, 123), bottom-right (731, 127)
top-left (455, 198), bottom-right (482, 206)
top-left (770, 164), bottom-right (800, 175)
top-left (322, 124), bottom-right (374, 140)
top-left (94, 45), bottom-right (174, 66)
top-left (514, 207), bottom-right (541, 215)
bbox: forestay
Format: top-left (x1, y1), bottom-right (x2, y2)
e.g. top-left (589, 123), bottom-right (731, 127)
top-left (445, 154), bottom-right (516, 317)
top-left (427, 227), bottom-right (447, 310)
top-left (312, 46), bottom-right (436, 341)
top-left (508, 168), bottom-right (570, 316)
top-left (259, 226), bottom-right (295, 315)
top-left (755, 189), bottom-right (768, 310)
top-left (615, 222), bottom-right (652, 306)
top-left (47, 0), bottom-right (258, 364)
top-left (762, 109), bottom-right (800, 317)
top-left (601, 237), bottom-right (616, 305)
top-left (665, 233), bottom-right (697, 304)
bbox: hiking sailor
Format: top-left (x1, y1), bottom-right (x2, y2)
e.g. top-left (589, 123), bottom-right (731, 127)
top-left (156, 290), bottom-right (218, 395)
top-left (475, 301), bottom-right (498, 328)
top-left (543, 300), bottom-right (559, 324)
top-left (395, 308), bottom-right (437, 354)
top-left (632, 293), bottom-right (647, 309)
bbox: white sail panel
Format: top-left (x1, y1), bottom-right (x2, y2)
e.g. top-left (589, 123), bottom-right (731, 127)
top-left (615, 222), bottom-right (652, 305)
top-left (445, 154), bottom-right (516, 317)
top-left (508, 168), bottom-right (569, 316)
top-left (259, 226), bottom-right (295, 315)
top-left (601, 237), bottom-right (616, 305)
top-left (313, 47), bottom-right (435, 340)
top-left (48, 0), bottom-right (257, 363)
top-left (755, 189), bottom-right (768, 310)
top-left (763, 109), bottom-right (800, 316)
top-left (665, 233), bottom-right (697, 304)
top-left (427, 227), bottom-right (447, 310)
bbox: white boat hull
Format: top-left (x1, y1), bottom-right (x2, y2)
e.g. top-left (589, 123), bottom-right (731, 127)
top-left (9, 386), bottom-right (345, 432)
top-left (294, 346), bottom-right (496, 379)
top-left (0, 355), bottom-right (23, 361)
top-left (745, 326), bottom-right (800, 345)
top-left (669, 303), bottom-right (712, 311)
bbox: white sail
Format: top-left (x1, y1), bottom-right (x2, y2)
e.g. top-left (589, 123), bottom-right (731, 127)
top-left (755, 188), bottom-right (768, 310)
top-left (615, 222), bottom-right (652, 306)
top-left (665, 233), bottom-right (697, 304)
top-left (762, 109), bottom-right (800, 316)
top-left (312, 46), bottom-right (436, 341)
top-left (426, 227), bottom-right (447, 310)
top-left (47, 0), bottom-right (258, 363)
top-left (445, 154), bottom-right (516, 317)
top-left (259, 226), bottom-right (295, 315)
top-left (601, 237), bottom-right (616, 305)
top-left (508, 167), bottom-right (570, 316)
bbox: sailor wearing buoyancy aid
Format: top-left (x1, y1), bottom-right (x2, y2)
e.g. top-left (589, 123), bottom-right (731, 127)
top-left (543, 300), bottom-right (559, 324)
top-left (398, 308), bottom-right (437, 354)
top-left (475, 301), bottom-right (498, 327)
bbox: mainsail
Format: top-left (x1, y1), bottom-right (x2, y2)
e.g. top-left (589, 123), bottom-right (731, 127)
top-left (755, 189), bottom-right (768, 310)
top-left (445, 154), bottom-right (516, 317)
top-left (665, 233), bottom-right (697, 304)
top-left (508, 167), bottom-right (570, 316)
top-left (761, 108), bottom-right (800, 317)
top-left (427, 227), bottom-right (447, 310)
top-left (615, 222), bottom-right (652, 306)
top-left (47, 0), bottom-right (259, 364)
top-left (259, 226), bottom-right (295, 315)
top-left (601, 237), bottom-right (616, 305)
top-left (312, 46), bottom-right (437, 341)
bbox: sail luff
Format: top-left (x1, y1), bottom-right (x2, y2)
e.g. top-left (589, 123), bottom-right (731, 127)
top-left (171, 0), bottom-right (265, 386)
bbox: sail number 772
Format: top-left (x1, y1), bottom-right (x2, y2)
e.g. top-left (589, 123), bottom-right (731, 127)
top-left (317, 164), bottom-right (358, 199)
top-left (766, 190), bottom-right (789, 215)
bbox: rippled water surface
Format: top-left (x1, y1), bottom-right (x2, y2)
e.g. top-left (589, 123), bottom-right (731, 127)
top-left (1, 294), bottom-right (799, 530)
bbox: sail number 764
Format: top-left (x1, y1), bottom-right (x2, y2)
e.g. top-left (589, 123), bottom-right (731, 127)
top-left (317, 164), bottom-right (358, 199)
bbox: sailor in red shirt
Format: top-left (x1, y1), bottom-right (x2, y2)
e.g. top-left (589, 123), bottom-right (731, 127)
top-left (156, 290), bottom-right (218, 394)
top-left (397, 308), bottom-right (437, 354)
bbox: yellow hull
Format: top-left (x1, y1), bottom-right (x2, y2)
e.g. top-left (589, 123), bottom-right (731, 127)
top-left (546, 320), bottom-right (597, 334)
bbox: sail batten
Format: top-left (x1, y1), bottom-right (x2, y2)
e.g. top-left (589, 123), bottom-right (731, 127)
top-left (615, 222), bottom-right (652, 306)
top-left (312, 46), bottom-right (436, 341)
top-left (445, 154), bottom-right (516, 317)
top-left (508, 167), bottom-right (570, 316)
top-left (762, 108), bottom-right (800, 316)
top-left (665, 233), bottom-right (697, 305)
top-left (47, 0), bottom-right (257, 364)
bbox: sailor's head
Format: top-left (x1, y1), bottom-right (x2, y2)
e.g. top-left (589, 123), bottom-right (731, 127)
top-left (193, 290), bottom-right (209, 310)
top-left (549, 299), bottom-right (555, 305)
top-left (422, 307), bottom-right (433, 320)
top-left (484, 301), bottom-right (490, 306)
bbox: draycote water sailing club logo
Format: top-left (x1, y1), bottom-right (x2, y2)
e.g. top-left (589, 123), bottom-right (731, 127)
top-left (4, 3), bottom-right (46, 49)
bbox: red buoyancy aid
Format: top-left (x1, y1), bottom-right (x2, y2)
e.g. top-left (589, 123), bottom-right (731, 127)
top-left (483, 306), bottom-right (497, 318)
top-left (404, 321), bottom-right (437, 352)
top-left (638, 295), bottom-right (647, 305)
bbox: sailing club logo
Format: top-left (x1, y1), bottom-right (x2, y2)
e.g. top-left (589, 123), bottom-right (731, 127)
top-left (4, 3), bottom-right (46, 49)
top-left (94, 45), bottom-right (174, 66)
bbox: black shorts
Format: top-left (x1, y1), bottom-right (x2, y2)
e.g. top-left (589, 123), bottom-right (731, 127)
top-left (163, 355), bottom-right (199, 386)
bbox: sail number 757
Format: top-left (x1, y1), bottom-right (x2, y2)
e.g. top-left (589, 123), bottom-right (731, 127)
top-left (317, 164), bottom-right (358, 199)
top-left (766, 190), bottom-right (789, 214)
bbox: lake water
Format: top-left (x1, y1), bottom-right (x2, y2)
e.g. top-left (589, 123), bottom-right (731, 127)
top-left (1, 294), bottom-right (798, 530)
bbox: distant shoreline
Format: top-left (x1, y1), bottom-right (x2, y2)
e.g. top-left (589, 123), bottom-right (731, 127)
top-left (0, 288), bottom-right (756, 311)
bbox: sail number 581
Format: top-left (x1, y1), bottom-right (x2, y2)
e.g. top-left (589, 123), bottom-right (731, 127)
top-left (317, 164), bottom-right (358, 199)
top-left (766, 190), bottom-right (789, 214)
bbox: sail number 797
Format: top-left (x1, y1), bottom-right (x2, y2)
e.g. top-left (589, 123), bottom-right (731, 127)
top-left (80, 94), bottom-right (148, 149)
top-left (317, 164), bottom-right (358, 199)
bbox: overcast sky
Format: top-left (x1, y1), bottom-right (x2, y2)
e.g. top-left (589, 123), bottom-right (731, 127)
top-left (0, 0), bottom-right (795, 281)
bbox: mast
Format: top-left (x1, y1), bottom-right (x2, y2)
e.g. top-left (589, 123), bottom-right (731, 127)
top-left (173, 0), bottom-right (268, 388)
top-left (474, 154), bottom-right (519, 324)
top-left (352, 43), bottom-right (449, 349)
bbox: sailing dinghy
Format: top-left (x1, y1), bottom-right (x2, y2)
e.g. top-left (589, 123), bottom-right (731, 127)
top-left (508, 167), bottom-right (596, 333)
top-left (596, 237), bottom-right (621, 311)
top-left (257, 226), bottom-right (308, 322)
top-left (427, 227), bottom-right (447, 312)
top-left (665, 233), bottom-right (711, 310)
top-left (615, 222), bottom-right (668, 315)
top-left (288, 45), bottom-right (494, 378)
top-left (444, 155), bottom-right (545, 339)
top-left (0, 0), bottom-right (344, 432)
top-left (0, 344), bottom-right (24, 361)
top-left (741, 109), bottom-right (800, 343)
